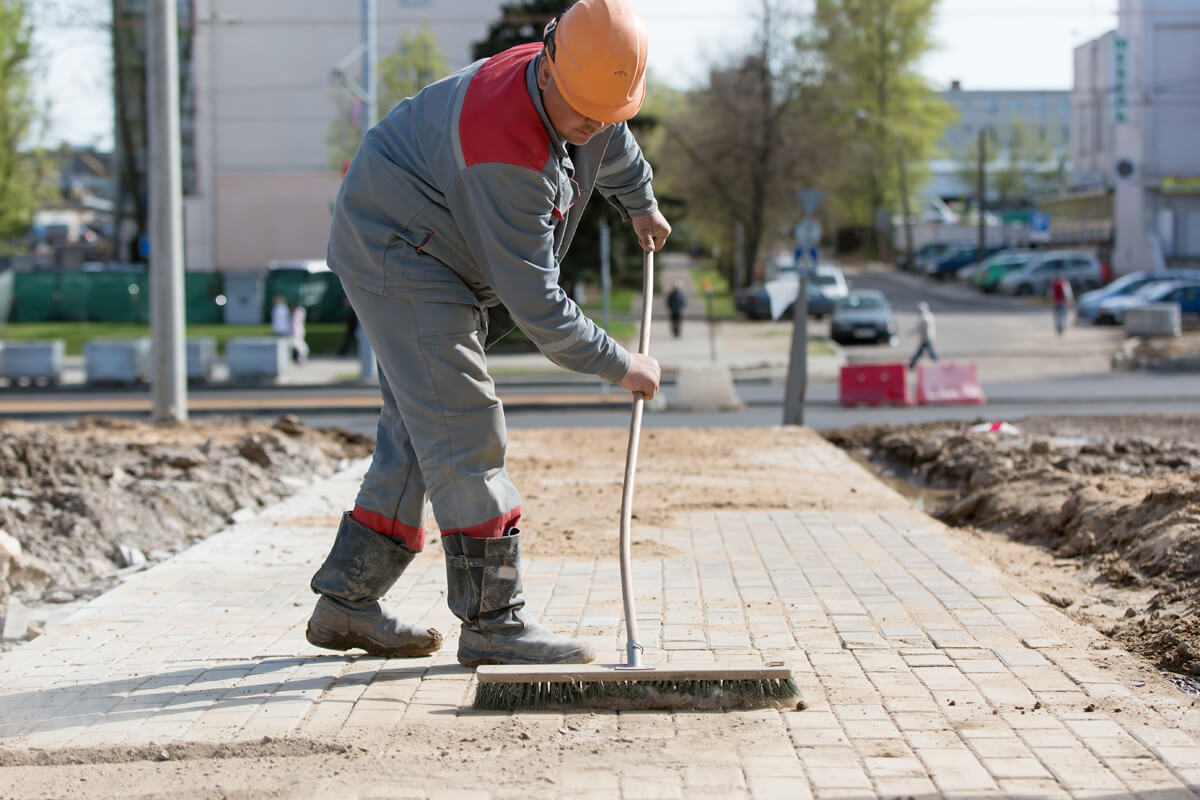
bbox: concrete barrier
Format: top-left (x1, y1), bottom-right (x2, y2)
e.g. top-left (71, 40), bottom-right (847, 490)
top-left (84, 338), bottom-right (151, 384)
top-left (1124, 303), bottom-right (1181, 337)
top-left (669, 364), bottom-right (744, 412)
top-left (839, 363), bottom-right (913, 407)
top-left (915, 362), bottom-right (986, 406)
top-left (1, 340), bottom-right (65, 385)
top-left (226, 336), bottom-right (291, 382)
top-left (187, 337), bottom-right (217, 382)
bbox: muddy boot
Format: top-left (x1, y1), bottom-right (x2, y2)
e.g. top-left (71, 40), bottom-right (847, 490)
top-left (307, 512), bottom-right (442, 657)
top-left (444, 529), bottom-right (594, 667)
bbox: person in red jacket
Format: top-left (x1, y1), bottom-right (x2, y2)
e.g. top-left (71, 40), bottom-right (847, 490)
top-left (1051, 267), bottom-right (1074, 336)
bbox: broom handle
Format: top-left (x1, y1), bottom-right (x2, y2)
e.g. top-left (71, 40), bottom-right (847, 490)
top-left (618, 249), bottom-right (653, 668)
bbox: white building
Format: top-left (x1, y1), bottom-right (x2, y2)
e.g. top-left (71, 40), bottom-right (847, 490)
top-left (1073, 1), bottom-right (1200, 274)
top-left (186, 0), bottom-right (506, 272)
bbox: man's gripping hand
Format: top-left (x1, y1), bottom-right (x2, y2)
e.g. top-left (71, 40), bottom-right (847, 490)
top-left (632, 210), bottom-right (672, 253)
top-left (618, 353), bottom-right (661, 400)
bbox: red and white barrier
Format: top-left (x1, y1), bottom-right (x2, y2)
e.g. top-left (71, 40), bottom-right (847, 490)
top-left (915, 362), bottom-right (985, 406)
top-left (838, 363), bottom-right (913, 407)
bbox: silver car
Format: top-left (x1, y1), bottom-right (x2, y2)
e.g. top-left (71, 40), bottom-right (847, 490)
top-left (995, 250), bottom-right (1104, 296)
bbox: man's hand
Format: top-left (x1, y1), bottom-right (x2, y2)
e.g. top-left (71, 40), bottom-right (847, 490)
top-left (631, 210), bottom-right (672, 253)
top-left (618, 353), bottom-right (661, 400)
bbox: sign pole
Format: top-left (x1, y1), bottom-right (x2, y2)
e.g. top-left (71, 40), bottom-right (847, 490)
top-left (783, 190), bottom-right (823, 426)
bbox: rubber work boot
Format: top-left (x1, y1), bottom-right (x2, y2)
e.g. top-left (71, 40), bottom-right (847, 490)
top-left (444, 529), bottom-right (594, 667)
top-left (307, 512), bottom-right (442, 657)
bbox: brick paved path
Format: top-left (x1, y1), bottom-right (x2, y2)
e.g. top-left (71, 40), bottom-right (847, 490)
top-left (3, 442), bottom-right (1200, 798)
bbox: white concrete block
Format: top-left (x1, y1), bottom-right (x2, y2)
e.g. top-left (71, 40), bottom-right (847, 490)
top-left (1, 339), bottom-right (65, 382)
top-left (669, 363), bottom-right (745, 412)
top-left (1125, 304), bottom-right (1181, 337)
top-left (187, 337), bottom-right (217, 381)
top-left (226, 336), bottom-right (291, 381)
top-left (84, 338), bottom-right (152, 384)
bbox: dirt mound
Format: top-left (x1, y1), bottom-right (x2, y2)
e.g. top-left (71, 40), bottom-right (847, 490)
top-left (0, 415), bottom-right (372, 642)
top-left (825, 414), bottom-right (1200, 676)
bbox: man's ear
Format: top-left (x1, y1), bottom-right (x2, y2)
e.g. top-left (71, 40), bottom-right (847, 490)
top-left (536, 55), bottom-right (552, 91)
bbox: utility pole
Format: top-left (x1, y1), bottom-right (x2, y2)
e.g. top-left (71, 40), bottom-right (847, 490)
top-left (976, 128), bottom-right (987, 263)
top-left (148, 0), bottom-right (187, 422)
top-left (897, 145), bottom-right (914, 267)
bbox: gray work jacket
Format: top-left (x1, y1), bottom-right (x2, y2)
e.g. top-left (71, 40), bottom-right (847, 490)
top-left (328, 42), bottom-right (658, 384)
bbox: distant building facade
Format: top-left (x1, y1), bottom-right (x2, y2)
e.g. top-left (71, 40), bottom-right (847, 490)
top-left (924, 85), bottom-right (1071, 206)
top-left (116, 0), bottom-right (506, 272)
top-left (1074, 1), bottom-right (1200, 273)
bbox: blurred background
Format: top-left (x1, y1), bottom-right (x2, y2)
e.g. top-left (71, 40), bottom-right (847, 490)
top-left (0, 0), bottom-right (1193, 347)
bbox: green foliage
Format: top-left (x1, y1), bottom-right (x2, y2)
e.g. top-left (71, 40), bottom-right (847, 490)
top-left (328, 24), bottom-right (449, 170)
top-left (0, 0), bottom-right (42, 243)
top-left (810, 0), bottom-right (954, 232)
top-left (955, 117), bottom-right (1067, 207)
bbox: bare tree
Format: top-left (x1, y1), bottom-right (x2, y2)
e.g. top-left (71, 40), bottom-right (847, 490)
top-left (657, 0), bottom-right (825, 288)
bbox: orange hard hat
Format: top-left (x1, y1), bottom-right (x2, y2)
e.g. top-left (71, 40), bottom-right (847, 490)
top-left (543, 0), bottom-right (648, 124)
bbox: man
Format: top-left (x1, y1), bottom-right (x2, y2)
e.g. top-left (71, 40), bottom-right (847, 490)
top-left (666, 282), bottom-right (686, 338)
top-left (1051, 268), bottom-right (1074, 336)
top-left (270, 295), bottom-right (291, 338)
top-left (908, 301), bottom-right (938, 369)
top-left (306, 0), bottom-right (669, 668)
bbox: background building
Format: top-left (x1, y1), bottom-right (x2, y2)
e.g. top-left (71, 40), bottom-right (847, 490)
top-left (1073, 0), bottom-right (1200, 274)
top-left (115, 0), bottom-right (505, 273)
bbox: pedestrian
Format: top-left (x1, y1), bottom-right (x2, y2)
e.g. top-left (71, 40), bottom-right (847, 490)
top-left (908, 301), bottom-right (938, 369)
top-left (270, 295), bottom-right (290, 338)
top-left (289, 302), bottom-right (309, 364)
top-left (666, 282), bottom-right (686, 338)
top-left (1051, 267), bottom-right (1074, 336)
top-left (306, 0), bottom-right (669, 668)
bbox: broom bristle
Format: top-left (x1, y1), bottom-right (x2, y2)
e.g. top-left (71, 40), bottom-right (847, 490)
top-left (473, 676), bottom-right (800, 711)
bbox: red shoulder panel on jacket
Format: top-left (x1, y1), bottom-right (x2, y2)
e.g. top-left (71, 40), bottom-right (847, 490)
top-left (460, 42), bottom-right (549, 171)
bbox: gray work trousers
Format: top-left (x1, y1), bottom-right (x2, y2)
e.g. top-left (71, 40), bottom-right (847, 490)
top-left (342, 282), bottom-right (521, 551)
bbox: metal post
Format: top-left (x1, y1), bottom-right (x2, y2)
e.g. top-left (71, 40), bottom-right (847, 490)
top-left (898, 145), bottom-right (914, 267)
top-left (976, 128), bottom-right (987, 262)
top-left (782, 260), bottom-right (809, 426)
top-left (599, 217), bottom-right (611, 396)
top-left (357, 0), bottom-right (378, 380)
top-left (148, 0), bottom-right (187, 422)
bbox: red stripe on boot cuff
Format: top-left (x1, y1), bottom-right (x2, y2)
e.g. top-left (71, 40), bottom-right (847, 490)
top-left (442, 506), bottom-right (522, 539)
top-left (351, 505), bottom-right (425, 551)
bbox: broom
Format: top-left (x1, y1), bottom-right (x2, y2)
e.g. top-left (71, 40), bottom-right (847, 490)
top-left (473, 249), bottom-right (799, 711)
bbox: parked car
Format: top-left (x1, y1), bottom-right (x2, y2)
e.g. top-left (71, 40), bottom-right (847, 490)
top-left (972, 250), bottom-right (1038, 292)
top-left (1094, 280), bottom-right (1200, 325)
top-left (897, 242), bottom-right (956, 273)
top-left (994, 250), bottom-right (1105, 296)
top-left (734, 264), bottom-right (847, 321)
top-left (830, 290), bottom-right (898, 345)
top-left (1077, 270), bottom-right (1200, 321)
top-left (926, 244), bottom-right (1005, 281)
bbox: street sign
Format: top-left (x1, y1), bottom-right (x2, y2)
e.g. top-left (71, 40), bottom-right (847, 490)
top-left (797, 189), bottom-right (824, 218)
top-left (794, 219), bottom-right (822, 249)
top-left (1030, 212), bottom-right (1050, 233)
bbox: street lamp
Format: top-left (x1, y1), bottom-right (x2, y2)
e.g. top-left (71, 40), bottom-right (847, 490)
top-left (856, 109), bottom-right (915, 268)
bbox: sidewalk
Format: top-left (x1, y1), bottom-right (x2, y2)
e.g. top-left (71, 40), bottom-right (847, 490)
top-left (3, 429), bottom-right (1199, 798)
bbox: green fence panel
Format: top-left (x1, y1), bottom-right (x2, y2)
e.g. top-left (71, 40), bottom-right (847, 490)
top-left (262, 271), bottom-right (348, 324)
top-left (12, 273), bottom-right (62, 322)
top-left (185, 272), bottom-right (224, 324)
top-left (85, 272), bottom-right (149, 323)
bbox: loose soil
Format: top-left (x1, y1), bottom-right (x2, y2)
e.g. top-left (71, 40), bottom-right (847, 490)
top-left (824, 413), bottom-right (1200, 684)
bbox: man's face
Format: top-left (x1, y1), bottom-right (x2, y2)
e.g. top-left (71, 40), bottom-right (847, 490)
top-left (537, 58), bottom-right (610, 146)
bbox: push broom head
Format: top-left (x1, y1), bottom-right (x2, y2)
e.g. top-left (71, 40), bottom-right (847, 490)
top-left (473, 663), bottom-right (800, 712)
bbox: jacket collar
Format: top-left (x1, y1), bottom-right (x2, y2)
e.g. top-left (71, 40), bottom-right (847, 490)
top-left (526, 53), bottom-right (569, 161)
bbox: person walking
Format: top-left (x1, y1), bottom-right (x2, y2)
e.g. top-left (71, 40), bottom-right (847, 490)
top-left (270, 295), bottom-right (291, 338)
top-left (908, 301), bottom-right (938, 369)
top-left (666, 282), bottom-right (686, 338)
top-left (289, 302), bottom-right (309, 364)
top-left (1051, 267), bottom-right (1074, 336)
top-left (306, 0), bottom-right (670, 668)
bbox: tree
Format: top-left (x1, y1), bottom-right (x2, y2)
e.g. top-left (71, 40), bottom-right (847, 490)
top-left (955, 118), bottom-right (1066, 210)
top-left (811, 0), bottom-right (952, 256)
top-left (653, 0), bottom-right (824, 288)
top-left (327, 24), bottom-right (449, 170)
top-left (0, 0), bottom-right (44, 244)
top-left (472, 1), bottom-right (561, 61)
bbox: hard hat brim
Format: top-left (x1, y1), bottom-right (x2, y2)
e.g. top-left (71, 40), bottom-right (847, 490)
top-left (547, 58), bottom-right (646, 125)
